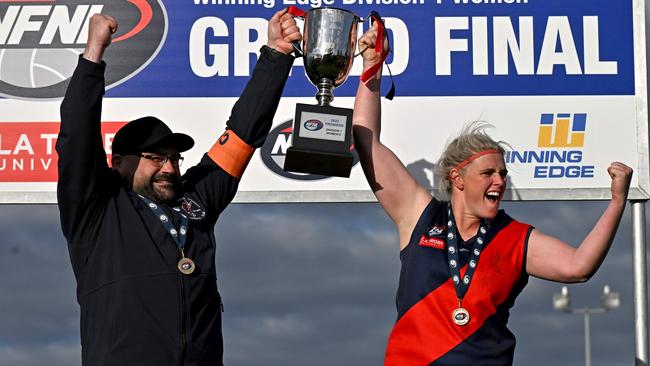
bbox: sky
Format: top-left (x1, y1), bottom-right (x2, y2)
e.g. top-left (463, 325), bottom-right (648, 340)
top-left (0, 199), bottom-right (646, 366)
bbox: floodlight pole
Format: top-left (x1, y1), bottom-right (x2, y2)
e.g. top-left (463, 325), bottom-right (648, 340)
top-left (632, 200), bottom-right (648, 366)
top-left (553, 286), bottom-right (617, 366)
top-left (572, 307), bottom-right (607, 366)
top-left (584, 311), bottom-right (591, 366)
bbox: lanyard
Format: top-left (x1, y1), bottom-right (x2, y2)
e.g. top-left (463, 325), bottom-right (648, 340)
top-left (446, 202), bottom-right (488, 325)
top-left (138, 194), bottom-right (195, 275)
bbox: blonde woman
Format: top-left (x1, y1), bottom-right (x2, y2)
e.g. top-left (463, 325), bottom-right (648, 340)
top-left (353, 22), bottom-right (633, 366)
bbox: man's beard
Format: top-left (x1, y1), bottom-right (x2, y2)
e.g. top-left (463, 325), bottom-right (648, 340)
top-left (135, 173), bottom-right (180, 204)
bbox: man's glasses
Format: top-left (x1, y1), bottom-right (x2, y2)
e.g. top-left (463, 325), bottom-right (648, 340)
top-left (136, 153), bottom-right (184, 167)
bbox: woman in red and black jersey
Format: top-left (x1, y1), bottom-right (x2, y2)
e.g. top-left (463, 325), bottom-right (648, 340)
top-left (353, 22), bottom-right (633, 366)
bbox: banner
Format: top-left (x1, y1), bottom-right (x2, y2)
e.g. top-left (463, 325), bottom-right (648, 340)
top-left (0, 0), bottom-right (646, 203)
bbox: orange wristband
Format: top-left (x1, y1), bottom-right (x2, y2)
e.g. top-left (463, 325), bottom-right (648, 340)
top-left (208, 130), bottom-right (254, 179)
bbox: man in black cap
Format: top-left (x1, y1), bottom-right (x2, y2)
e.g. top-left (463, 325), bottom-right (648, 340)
top-left (109, 116), bottom-right (196, 204)
top-left (56, 10), bottom-right (300, 366)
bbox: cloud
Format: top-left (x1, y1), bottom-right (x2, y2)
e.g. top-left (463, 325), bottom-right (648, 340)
top-left (0, 205), bottom-right (78, 345)
top-left (0, 201), bottom-right (645, 366)
top-left (0, 343), bottom-right (81, 366)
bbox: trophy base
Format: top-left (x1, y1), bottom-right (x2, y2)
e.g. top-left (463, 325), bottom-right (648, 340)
top-left (284, 147), bottom-right (353, 178)
top-left (282, 103), bottom-right (354, 178)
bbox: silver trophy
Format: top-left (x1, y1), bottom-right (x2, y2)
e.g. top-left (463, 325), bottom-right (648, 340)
top-left (284, 8), bottom-right (361, 178)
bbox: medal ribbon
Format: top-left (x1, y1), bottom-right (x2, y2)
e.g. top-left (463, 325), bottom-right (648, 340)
top-left (359, 12), bottom-right (396, 100)
top-left (138, 195), bottom-right (189, 255)
top-left (287, 5), bottom-right (305, 17)
top-left (358, 12), bottom-right (388, 83)
top-left (446, 202), bottom-right (488, 301)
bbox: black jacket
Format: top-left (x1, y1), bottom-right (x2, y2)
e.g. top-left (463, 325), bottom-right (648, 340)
top-left (56, 47), bottom-right (294, 366)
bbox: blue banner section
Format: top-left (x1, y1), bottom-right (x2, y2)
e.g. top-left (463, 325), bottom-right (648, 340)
top-left (107, 0), bottom-right (635, 98)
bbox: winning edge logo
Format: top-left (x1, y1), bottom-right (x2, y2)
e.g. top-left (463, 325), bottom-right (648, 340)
top-left (505, 113), bottom-right (594, 179)
top-left (0, 0), bottom-right (168, 99)
top-left (261, 119), bottom-right (360, 181)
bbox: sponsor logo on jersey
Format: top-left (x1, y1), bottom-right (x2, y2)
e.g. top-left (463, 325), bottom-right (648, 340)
top-left (418, 235), bottom-right (445, 250)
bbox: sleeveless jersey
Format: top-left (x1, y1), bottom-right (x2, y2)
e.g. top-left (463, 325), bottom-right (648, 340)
top-left (385, 198), bottom-right (533, 366)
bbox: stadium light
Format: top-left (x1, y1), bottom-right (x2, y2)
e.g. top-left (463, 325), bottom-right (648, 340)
top-left (552, 285), bottom-right (620, 366)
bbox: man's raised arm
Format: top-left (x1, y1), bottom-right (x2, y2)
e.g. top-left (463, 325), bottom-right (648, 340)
top-left (205, 8), bottom-right (300, 179)
top-left (56, 14), bottom-right (117, 242)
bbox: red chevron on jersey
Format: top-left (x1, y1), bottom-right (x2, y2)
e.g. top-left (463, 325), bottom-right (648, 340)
top-left (385, 220), bottom-right (529, 365)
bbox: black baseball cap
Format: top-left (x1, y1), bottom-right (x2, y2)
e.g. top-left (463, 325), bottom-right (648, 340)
top-left (112, 116), bottom-right (194, 155)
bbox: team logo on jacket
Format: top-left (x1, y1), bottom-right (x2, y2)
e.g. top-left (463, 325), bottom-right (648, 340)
top-left (0, 0), bottom-right (167, 99)
top-left (178, 196), bottom-right (206, 220)
top-left (261, 119), bottom-right (360, 180)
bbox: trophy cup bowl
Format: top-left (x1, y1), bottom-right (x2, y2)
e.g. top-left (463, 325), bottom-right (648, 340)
top-left (284, 7), bottom-right (360, 178)
top-left (302, 8), bottom-right (358, 106)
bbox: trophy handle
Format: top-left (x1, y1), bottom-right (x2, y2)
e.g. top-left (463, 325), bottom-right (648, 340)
top-left (287, 6), bottom-right (306, 58)
top-left (291, 41), bottom-right (303, 58)
top-left (357, 11), bottom-right (396, 100)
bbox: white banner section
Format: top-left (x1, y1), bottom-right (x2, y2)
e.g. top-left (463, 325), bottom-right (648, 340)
top-left (0, 93), bottom-right (647, 203)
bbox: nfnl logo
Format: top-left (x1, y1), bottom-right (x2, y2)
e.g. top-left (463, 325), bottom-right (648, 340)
top-left (505, 113), bottom-right (594, 178)
top-left (260, 120), bottom-right (359, 180)
top-left (303, 119), bottom-right (323, 132)
top-left (538, 113), bottom-right (586, 148)
top-left (0, 0), bottom-right (167, 99)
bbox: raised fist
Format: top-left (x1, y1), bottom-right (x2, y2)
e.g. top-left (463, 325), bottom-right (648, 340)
top-left (267, 8), bottom-right (302, 55)
top-left (83, 14), bottom-right (118, 63)
top-left (607, 161), bottom-right (633, 201)
top-left (358, 21), bottom-right (388, 70)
